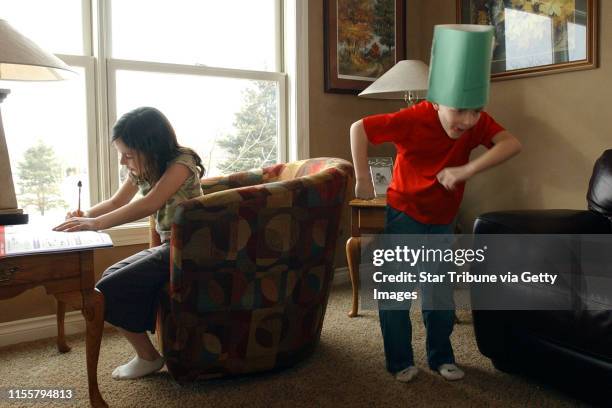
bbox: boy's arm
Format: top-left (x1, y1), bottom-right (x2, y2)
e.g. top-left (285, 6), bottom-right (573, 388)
top-left (350, 119), bottom-right (375, 199)
top-left (437, 131), bottom-right (522, 190)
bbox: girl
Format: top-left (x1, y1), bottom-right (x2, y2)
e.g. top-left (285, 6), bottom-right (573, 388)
top-left (54, 107), bottom-right (204, 380)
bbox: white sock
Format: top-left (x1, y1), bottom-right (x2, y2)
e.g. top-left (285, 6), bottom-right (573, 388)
top-left (395, 366), bottom-right (419, 383)
top-left (438, 363), bottom-right (465, 381)
top-left (112, 356), bottom-right (165, 380)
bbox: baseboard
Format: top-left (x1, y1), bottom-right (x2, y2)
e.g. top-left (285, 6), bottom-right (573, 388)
top-left (0, 311), bottom-right (86, 348)
top-left (0, 268), bottom-right (352, 348)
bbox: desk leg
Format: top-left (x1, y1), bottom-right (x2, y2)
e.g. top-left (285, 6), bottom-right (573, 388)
top-left (82, 289), bottom-right (107, 408)
top-left (346, 237), bottom-right (361, 317)
top-left (56, 301), bottom-right (71, 353)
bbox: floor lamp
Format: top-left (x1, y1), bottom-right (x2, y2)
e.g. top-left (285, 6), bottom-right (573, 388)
top-left (0, 19), bottom-right (74, 225)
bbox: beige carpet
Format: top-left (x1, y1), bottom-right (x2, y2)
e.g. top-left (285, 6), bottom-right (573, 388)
top-left (0, 283), bottom-right (590, 408)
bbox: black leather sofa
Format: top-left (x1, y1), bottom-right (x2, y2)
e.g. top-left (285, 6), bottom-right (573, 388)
top-left (471, 150), bottom-right (612, 405)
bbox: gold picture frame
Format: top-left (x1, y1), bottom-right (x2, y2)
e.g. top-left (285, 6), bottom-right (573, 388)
top-left (324, 0), bottom-right (406, 93)
top-left (457, 0), bottom-right (598, 80)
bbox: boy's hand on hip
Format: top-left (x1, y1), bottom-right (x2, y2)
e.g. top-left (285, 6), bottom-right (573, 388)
top-left (436, 165), bottom-right (472, 191)
top-left (355, 178), bottom-right (375, 199)
top-left (53, 217), bottom-right (101, 232)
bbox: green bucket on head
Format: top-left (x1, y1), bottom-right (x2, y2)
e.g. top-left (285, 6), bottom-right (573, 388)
top-left (427, 24), bottom-right (495, 109)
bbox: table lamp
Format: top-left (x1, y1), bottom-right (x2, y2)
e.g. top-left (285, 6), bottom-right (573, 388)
top-left (0, 19), bottom-right (75, 225)
top-left (358, 60), bottom-right (429, 105)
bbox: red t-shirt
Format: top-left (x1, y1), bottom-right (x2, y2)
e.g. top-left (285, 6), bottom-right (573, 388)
top-left (363, 101), bottom-right (504, 225)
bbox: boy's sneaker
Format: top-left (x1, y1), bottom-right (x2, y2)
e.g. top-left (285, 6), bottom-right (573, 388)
top-left (395, 366), bottom-right (418, 382)
top-left (438, 363), bottom-right (465, 381)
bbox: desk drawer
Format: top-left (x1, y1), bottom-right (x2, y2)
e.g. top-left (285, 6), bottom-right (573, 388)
top-left (0, 253), bottom-right (81, 286)
top-left (358, 208), bottom-right (386, 230)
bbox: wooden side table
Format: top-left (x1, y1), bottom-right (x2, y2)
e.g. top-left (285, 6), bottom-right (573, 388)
top-left (345, 197), bottom-right (386, 317)
top-left (1, 240), bottom-right (109, 407)
top-left (345, 201), bottom-right (461, 324)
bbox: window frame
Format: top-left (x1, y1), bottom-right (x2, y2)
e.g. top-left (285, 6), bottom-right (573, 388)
top-left (95, 0), bottom-right (291, 199)
top-left (105, 60), bottom-right (288, 194)
top-left (53, 53), bottom-right (100, 205)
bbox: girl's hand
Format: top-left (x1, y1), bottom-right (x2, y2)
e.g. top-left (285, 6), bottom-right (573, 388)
top-left (436, 165), bottom-right (473, 191)
top-left (66, 209), bottom-right (85, 219)
top-left (53, 217), bottom-right (100, 232)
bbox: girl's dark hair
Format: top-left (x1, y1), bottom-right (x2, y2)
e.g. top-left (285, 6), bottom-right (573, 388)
top-left (112, 107), bottom-right (204, 185)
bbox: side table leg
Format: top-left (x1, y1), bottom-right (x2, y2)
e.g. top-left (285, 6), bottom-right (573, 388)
top-left (346, 237), bottom-right (361, 317)
top-left (82, 289), bottom-right (107, 408)
top-left (56, 300), bottom-right (71, 353)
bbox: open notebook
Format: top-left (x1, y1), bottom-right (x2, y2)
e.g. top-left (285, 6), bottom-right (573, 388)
top-left (0, 224), bottom-right (113, 257)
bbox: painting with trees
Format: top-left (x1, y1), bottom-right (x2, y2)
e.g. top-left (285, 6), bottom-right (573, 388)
top-left (325, 0), bottom-right (405, 93)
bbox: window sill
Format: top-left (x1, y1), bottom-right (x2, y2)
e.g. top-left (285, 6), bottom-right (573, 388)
top-left (103, 222), bottom-right (149, 247)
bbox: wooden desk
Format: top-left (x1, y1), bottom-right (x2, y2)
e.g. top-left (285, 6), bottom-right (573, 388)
top-left (346, 197), bottom-right (386, 317)
top-left (0, 242), bottom-right (108, 407)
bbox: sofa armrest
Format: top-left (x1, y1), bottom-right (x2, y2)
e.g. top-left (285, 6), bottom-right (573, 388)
top-left (200, 170), bottom-right (264, 195)
top-left (474, 210), bottom-right (612, 234)
top-left (200, 164), bottom-right (290, 195)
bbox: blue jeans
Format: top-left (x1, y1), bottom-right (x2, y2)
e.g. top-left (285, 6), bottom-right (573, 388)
top-left (378, 206), bottom-right (456, 373)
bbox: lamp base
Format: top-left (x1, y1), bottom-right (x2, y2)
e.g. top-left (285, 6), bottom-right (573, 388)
top-left (0, 213), bottom-right (29, 226)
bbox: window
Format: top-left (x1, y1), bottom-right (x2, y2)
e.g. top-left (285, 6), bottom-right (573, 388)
top-left (113, 70), bottom-right (279, 180)
top-left (0, 0), bottom-right (304, 229)
top-left (2, 68), bottom-right (91, 224)
top-left (110, 0), bottom-right (278, 72)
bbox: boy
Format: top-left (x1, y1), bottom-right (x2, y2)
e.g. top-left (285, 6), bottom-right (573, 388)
top-left (350, 25), bottom-right (522, 383)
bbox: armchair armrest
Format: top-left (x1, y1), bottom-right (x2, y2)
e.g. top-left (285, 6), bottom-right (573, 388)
top-left (474, 210), bottom-right (612, 234)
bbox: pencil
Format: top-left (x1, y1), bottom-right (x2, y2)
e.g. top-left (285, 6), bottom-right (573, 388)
top-left (77, 180), bottom-right (82, 215)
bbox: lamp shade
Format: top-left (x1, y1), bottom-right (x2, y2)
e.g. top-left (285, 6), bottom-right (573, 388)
top-left (0, 19), bottom-right (75, 81)
top-left (358, 60), bottom-right (429, 100)
top-left (427, 24), bottom-right (494, 109)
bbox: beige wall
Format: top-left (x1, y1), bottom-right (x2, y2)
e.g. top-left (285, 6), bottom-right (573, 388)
top-left (310, 0), bottom-right (611, 237)
top-left (419, 0), bottom-right (611, 230)
top-left (309, 0), bottom-right (422, 266)
top-left (474, 8), bottom-right (612, 221)
top-left (0, 244), bottom-right (147, 323)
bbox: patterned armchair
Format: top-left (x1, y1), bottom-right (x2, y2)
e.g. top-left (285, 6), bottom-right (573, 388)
top-left (153, 158), bottom-right (353, 381)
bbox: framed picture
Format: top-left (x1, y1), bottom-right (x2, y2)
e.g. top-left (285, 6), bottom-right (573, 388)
top-left (368, 157), bottom-right (394, 197)
top-left (324, 0), bottom-right (406, 93)
top-left (457, 0), bottom-right (598, 80)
